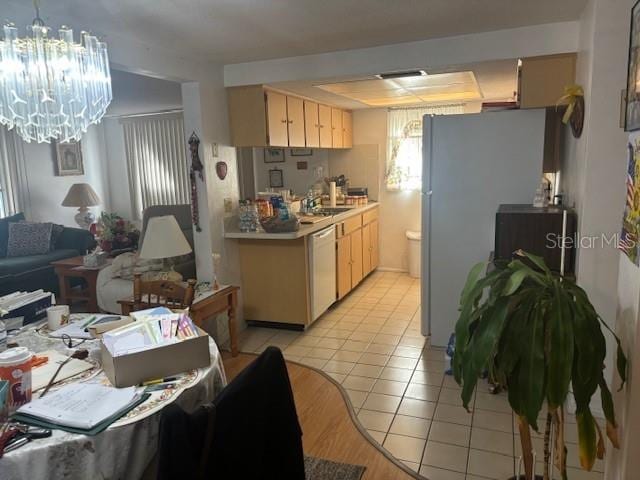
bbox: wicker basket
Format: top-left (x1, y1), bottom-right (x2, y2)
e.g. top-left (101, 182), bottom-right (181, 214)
top-left (260, 216), bottom-right (300, 233)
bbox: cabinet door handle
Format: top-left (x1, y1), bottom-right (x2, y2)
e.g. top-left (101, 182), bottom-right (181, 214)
top-left (281, 119), bottom-right (287, 123)
top-left (288, 120), bottom-right (293, 124)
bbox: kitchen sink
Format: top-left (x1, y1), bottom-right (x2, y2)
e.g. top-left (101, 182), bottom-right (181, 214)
top-left (314, 207), bottom-right (353, 215)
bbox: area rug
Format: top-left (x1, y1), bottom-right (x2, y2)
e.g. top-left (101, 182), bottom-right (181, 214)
top-left (305, 455), bottom-right (366, 480)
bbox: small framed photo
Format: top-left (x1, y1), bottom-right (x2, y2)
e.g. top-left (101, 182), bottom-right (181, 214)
top-left (264, 148), bottom-right (285, 163)
top-left (290, 148), bottom-right (313, 156)
top-left (55, 141), bottom-right (84, 176)
top-left (269, 168), bottom-right (284, 188)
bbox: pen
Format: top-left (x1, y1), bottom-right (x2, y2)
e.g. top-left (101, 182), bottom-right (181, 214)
top-left (80, 316), bottom-right (96, 328)
top-left (139, 376), bottom-right (178, 386)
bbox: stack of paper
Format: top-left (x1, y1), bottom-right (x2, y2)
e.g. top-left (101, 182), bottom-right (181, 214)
top-left (49, 315), bottom-right (126, 340)
top-left (14, 383), bottom-right (146, 434)
top-left (0, 290), bottom-right (52, 317)
top-left (102, 311), bottom-right (199, 357)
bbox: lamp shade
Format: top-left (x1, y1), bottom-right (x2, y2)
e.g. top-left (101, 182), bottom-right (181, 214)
top-left (61, 183), bottom-right (101, 207)
top-left (139, 215), bottom-right (193, 259)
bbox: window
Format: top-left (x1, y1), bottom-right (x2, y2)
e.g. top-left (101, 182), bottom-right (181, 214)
top-left (122, 114), bottom-right (190, 219)
top-left (0, 127), bottom-right (27, 218)
top-left (386, 104), bottom-right (465, 191)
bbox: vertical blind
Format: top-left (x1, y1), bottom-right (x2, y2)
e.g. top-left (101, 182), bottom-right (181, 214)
top-left (122, 114), bottom-right (190, 219)
top-left (0, 127), bottom-right (27, 218)
top-left (386, 104), bottom-right (465, 191)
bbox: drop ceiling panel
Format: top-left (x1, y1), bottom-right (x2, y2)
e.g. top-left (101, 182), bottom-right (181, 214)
top-left (315, 71), bottom-right (482, 107)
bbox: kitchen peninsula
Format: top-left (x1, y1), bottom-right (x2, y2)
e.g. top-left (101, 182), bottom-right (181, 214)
top-left (225, 203), bottom-right (379, 328)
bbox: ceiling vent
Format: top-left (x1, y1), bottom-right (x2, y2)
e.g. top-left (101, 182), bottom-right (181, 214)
top-left (375, 70), bottom-right (428, 80)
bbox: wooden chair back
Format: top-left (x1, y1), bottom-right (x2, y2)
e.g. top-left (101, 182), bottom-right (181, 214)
top-left (132, 273), bottom-right (197, 312)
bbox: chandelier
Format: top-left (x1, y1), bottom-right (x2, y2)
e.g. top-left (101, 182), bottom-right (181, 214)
top-left (0, 2), bottom-right (112, 143)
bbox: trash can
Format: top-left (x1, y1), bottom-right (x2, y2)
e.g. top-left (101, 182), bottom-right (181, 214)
top-left (406, 230), bottom-right (421, 278)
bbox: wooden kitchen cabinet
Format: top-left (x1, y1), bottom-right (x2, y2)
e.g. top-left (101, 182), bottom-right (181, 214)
top-left (266, 90), bottom-right (289, 147)
top-left (335, 206), bottom-right (378, 299)
top-left (350, 228), bottom-right (363, 288)
top-left (342, 110), bottom-right (353, 148)
top-left (331, 107), bottom-right (343, 148)
top-left (362, 207), bottom-right (379, 277)
top-left (228, 85), bottom-right (353, 149)
top-left (319, 104), bottom-right (332, 148)
top-left (286, 95), bottom-right (306, 147)
top-left (304, 100), bottom-right (320, 148)
top-left (519, 53), bottom-right (576, 109)
top-left (336, 234), bottom-right (352, 299)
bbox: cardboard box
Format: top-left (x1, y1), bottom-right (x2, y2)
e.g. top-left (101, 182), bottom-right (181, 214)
top-left (88, 317), bottom-right (133, 338)
top-left (100, 326), bottom-right (211, 387)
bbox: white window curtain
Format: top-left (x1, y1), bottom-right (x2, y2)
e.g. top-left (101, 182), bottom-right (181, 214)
top-left (0, 127), bottom-right (28, 218)
top-left (386, 104), bottom-right (465, 191)
top-left (122, 114), bottom-right (190, 220)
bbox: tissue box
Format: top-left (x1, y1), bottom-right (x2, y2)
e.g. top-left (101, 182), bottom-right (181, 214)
top-left (100, 326), bottom-right (211, 387)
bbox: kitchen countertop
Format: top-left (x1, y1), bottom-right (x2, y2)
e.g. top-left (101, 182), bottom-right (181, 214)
top-left (224, 202), bottom-right (379, 240)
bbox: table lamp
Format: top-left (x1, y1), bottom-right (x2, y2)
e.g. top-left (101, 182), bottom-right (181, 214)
top-left (61, 183), bottom-right (101, 229)
top-left (138, 215), bottom-right (193, 280)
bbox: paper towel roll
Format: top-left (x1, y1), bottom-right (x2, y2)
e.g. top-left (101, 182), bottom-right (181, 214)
top-left (329, 182), bottom-right (337, 207)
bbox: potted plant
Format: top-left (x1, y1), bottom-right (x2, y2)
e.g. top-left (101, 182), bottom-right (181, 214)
top-left (454, 250), bottom-right (627, 480)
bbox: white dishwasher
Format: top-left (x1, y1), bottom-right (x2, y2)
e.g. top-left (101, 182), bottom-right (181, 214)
top-left (309, 225), bottom-right (337, 322)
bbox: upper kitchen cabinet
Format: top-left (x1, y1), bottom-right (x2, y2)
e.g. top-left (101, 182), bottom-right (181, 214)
top-left (518, 53), bottom-right (576, 109)
top-left (331, 107), bottom-right (343, 148)
top-left (227, 85), bottom-right (352, 149)
top-left (342, 110), bottom-right (353, 148)
top-left (304, 100), bottom-right (320, 148)
top-left (285, 95), bottom-right (305, 147)
top-left (265, 90), bottom-right (288, 147)
top-left (318, 104), bottom-right (333, 148)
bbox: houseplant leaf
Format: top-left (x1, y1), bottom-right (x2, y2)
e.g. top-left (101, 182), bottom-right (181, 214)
top-left (546, 283), bottom-right (574, 408)
top-left (576, 408), bottom-right (598, 471)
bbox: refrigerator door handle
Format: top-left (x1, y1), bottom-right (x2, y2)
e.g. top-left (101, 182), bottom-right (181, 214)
top-left (422, 190), bottom-right (433, 196)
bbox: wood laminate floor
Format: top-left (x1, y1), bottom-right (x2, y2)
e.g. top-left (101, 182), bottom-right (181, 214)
top-left (222, 352), bottom-right (419, 480)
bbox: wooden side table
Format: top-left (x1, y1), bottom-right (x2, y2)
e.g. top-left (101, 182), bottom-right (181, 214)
top-left (118, 285), bottom-right (240, 357)
top-left (51, 256), bottom-right (108, 312)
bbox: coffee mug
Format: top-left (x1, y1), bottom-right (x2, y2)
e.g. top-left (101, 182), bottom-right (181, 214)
top-left (46, 305), bottom-right (70, 331)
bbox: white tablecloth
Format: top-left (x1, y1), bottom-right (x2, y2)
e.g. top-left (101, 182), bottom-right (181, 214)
top-left (0, 322), bottom-right (227, 480)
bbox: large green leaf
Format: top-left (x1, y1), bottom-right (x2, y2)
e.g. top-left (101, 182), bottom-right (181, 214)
top-left (460, 262), bottom-right (486, 307)
top-left (517, 302), bottom-right (546, 429)
top-left (576, 408), bottom-right (597, 471)
top-left (459, 297), bottom-right (510, 410)
top-left (599, 377), bottom-right (620, 448)
top-left (502, 268), bottom-right (529, 296)
top-left (514, 250), bottom-right (552, 276)
top-left (546, 283), bottom-right (574, 408)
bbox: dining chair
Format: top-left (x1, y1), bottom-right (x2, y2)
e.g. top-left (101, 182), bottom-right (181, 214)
top-left (132, 273), bottom-right (197, 312)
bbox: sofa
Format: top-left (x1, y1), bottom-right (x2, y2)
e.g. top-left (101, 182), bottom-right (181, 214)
top-left (97, 205), bottom-right (196, 313)
top-left (0, 213), bottom-right (97, 296)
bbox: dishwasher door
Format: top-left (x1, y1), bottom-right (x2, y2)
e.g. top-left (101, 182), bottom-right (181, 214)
top-left (309, 225), bottom-right (337, 322)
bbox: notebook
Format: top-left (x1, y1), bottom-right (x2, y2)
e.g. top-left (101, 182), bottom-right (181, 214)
top-left (31, 351), bottom-right (95, 392)
top-left (15, 383), bottom-right (142, 430)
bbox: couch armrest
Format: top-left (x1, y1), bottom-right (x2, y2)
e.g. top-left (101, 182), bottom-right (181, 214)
top-left (56, 227), bottom-right (97, 254)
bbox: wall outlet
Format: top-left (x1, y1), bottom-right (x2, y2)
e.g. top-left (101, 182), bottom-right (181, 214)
top-left (223, 197), bottom-right (234, 215)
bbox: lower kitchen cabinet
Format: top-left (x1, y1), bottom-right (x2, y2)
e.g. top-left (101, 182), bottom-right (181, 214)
top-left (336, 235), bottom-right (352, 299)
top-left (336, 206), bottom-right (379, 300)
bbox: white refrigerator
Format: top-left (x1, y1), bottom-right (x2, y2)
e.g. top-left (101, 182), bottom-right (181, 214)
top-left (421, 109), bottom-right (546, 347)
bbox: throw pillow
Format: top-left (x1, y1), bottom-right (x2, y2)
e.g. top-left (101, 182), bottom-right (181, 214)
top-left (0, 212), bottom-right (25, 258)
top-left (17, 221), bottom-right (64, 251)
top-left (6, 222), bottom-right (54, 257)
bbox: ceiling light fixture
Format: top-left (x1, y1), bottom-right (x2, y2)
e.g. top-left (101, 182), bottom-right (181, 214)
top-left (0, 0), bottom-right (112, 143)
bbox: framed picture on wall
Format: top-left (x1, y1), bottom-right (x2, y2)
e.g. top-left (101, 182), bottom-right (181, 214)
top-left (55, 141), bottom-right (84, 176)
top-left (290, 148), bottom-right (312, 156)
top-left (625, 0), bottom-right (640, 131)
top-left (269, 168), bottom-right (284, 188)
top-left (264, 148), bottom-right (285, 163)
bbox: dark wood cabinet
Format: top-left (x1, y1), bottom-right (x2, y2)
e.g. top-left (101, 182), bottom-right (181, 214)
top-left (494, 204), bottom-right (577, 274)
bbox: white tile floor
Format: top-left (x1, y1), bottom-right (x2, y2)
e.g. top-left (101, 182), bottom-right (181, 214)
top-left (235, 271), bottom-right (604, 480)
